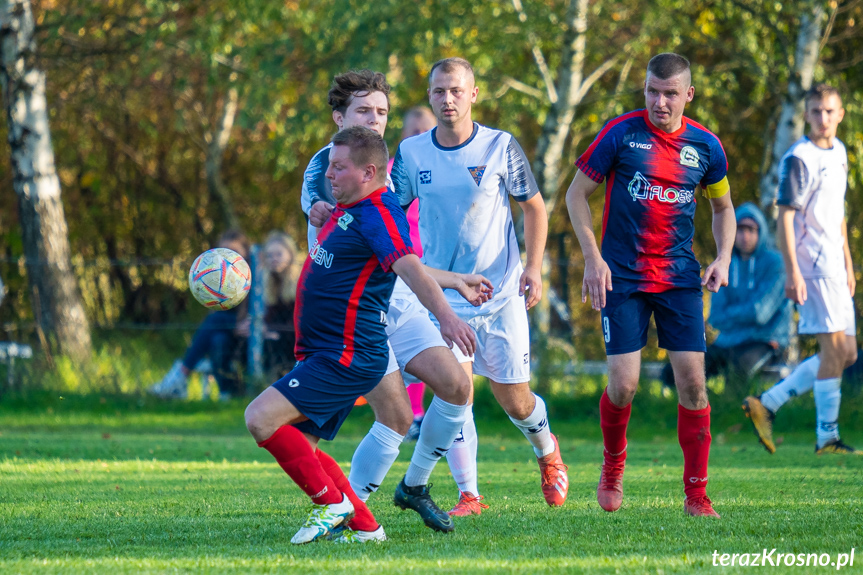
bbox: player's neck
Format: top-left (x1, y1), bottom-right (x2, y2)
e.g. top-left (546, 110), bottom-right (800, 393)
top-left (647, 115), bottom-right (684, 135)
top-left (807, 132), bottom-right (835, 149)
top-left (435, 119), bottom-right (474, 147)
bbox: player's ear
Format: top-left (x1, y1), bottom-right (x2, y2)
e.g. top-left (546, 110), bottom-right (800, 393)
top-left (333, 110), bottom-right (344, 130)
top-left (686, 85), bottom-right (695, 102)
top-left (363, 163), bottom-right (376, 184)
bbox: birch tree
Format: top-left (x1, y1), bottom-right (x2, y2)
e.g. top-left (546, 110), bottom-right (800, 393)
top-left (758, 1), bottom-right (827, 214)
top-left (0, 0), bottom-right (91, 362)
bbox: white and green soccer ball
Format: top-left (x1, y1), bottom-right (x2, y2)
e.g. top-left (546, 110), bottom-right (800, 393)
top-left (188, 248), bottom-right (251, 310)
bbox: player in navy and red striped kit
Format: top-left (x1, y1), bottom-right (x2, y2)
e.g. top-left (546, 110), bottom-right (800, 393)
top-left (565, 53), bottom-right (736, 517)
top-left (244, 126), bottom-right (476, 544)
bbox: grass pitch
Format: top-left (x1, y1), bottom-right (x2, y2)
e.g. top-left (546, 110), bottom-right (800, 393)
top-left (1, 394), bottom-right (862, 574)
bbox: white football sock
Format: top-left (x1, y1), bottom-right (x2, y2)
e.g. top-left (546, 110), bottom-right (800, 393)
top-left (814, 377), bottom-right (841, 448)
top-left (349, 422), bottom-right (404, 502)
top-left (446, 405), bottom-right (479, 495)
top-left (509, 393), bottom-right (555, 458)
top-left (405, 396), bottom-right (468, 487)
top-left (760, 355), bottom-right (820, 413)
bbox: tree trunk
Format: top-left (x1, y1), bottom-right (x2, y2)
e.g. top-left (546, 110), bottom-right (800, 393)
top-left (205, 86), bottom-right (240, 231)
top-left (531, 0), bottom-right (616, 213)
top-left (0, 0), bottom-right (92, 362)
top-left (515, 0), bottom-right (616, 379)
top-left (758, 2), bottom-right (825, 215)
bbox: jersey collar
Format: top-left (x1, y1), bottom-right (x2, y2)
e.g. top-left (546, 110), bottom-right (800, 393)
top-left (337, 186), bottom-right (388, 209)
top-left (642, 109), bottom-right (688, 139)
top-left (431, 122), bottom-right (479, 151)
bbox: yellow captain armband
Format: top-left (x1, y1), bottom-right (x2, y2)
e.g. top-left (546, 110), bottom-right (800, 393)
top-left (703, 176), bottom-right (730, 199)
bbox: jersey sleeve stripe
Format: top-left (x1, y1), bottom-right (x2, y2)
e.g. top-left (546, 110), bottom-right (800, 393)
top-left (576, 110), bottom-right (644, 182)
top-left (382, 248), bottom-right (415, 271)
top-left (370, 193), bottom-right (414, 268)
top-left (576, 159), bottom-right (606, 183)
top-left (338, 256), bottom-right (380, 368)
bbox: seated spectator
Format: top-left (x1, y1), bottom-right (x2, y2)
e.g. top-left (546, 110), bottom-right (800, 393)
top-left (150, 230), bottom-right (251, 400)
top-left (250, 230), bottom-right (297, 379)
top-left (661, 203), bottom-right (792, 393)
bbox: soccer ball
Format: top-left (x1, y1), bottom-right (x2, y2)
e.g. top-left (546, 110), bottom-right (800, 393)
top-left (188, 248), bottom-right (251, 310)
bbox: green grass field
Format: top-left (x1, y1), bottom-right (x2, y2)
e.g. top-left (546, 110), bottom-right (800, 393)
top-left (2, 394), bottom-right (862, 574)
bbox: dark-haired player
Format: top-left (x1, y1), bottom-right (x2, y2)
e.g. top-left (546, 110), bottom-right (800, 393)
top-left (302, 71), bottom-right (492, 537)
top-left (245, 127), bottom-right (476, 544)
top-left (565, 53), bottom-right (735, 517)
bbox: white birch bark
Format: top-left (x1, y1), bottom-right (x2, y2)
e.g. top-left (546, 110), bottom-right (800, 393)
top-left (758, 2), bottom-right (825, 213)
top-left (0, 0), bottom-right (92, 362)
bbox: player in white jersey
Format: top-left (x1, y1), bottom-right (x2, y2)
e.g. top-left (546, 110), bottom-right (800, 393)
top-left (391, 57), bottom-right (569, 514)
top-left (744, 84), bottom-right (859, 455)
top-left (302, 70), bottom-right (495, 537)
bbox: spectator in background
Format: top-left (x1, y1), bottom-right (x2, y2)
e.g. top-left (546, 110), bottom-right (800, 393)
top-left (389, 106), bottom-right (437, 440)
top-left (661, 203), bottom-right (792, 393)
top-left (258, 230), bottom-right (298, 379)
top-left (150, 230), bottom-right (251, 400)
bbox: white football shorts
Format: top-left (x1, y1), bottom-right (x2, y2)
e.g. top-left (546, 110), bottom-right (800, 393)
top-left (798, 276), bottom-right (856, 336)
top-left (432, 294), bottom-right (531, 384)
top-left (384, 285), bottom-right (449, 382)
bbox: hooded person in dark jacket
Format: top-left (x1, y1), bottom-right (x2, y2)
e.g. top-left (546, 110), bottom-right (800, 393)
top-left (662, 203), bottom-right (792, 392)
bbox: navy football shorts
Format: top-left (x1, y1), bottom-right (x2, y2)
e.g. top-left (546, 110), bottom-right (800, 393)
top-left (600, 287), bottom-right (706, 355)
top-left (272, 353), bottom-right (386, 441)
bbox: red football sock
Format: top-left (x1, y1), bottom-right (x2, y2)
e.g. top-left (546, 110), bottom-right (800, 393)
top-left (258, 425), bottom-right (341, 505)
top-left (678, 404), bottom-right (711, 499)
top-left (316, 449), bottom-right (379, 532)
top-left (600, 389), bottom-right (631, 463)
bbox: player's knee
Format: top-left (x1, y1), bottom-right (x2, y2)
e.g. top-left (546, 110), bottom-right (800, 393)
top-left (438, 371), bottom-right (471, 405)
top-left (845, 346), bottom-right (858, 369)
top-left (244, 404), bottom-right (268, 442)
top-left (450, 378), bottom-right (471, 405)
top-left (376, 408), bottom-right (413, 436)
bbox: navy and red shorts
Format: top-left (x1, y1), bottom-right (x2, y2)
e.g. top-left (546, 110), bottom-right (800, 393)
top-left (272, 352), bottom-right (386, 441)
top-left (600, 286), bottom-right (706, 355)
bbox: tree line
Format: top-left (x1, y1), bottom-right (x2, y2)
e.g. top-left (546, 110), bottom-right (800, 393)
top-left (0, 0), bottom-right (860, 364)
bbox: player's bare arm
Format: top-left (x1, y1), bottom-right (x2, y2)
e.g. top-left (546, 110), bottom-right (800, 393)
top-left (309, 201), bottom-right (335, 228)
top-left (702, 192), bottom-right (735, 293)
top-left (777, 205), bottom-right (807, 304)
top-left (391, 253), bottom-right (477, 356)
top-left (841, 217), bottom-right (856, 296)
top-left (565, 170), bottom-right (612, 310)
top-left (423, 267), bottom-right (494, 307)
top-left (518, 192), bottom-right (548, 310)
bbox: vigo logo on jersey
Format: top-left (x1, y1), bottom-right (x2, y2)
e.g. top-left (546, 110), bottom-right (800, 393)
top-left (627, 171), bottom-right (694, 204)
top-left (309, 241), bottom-right (334, 268)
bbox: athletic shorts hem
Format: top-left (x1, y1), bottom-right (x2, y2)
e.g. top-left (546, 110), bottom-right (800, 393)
top-left (472, 368), bottom-right (529, 384)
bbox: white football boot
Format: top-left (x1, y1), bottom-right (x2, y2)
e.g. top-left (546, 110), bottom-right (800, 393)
top-left (291, 494), bottom-right (354, 545)
top-left (334, 525), bottom-right (387, 543)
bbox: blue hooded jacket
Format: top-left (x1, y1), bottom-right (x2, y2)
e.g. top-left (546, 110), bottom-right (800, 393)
top-left (708, 202), bottom-right (792, 348)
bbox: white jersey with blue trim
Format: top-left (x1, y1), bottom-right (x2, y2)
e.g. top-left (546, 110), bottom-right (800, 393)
top-left (302, 142), bottom-right (393, 250)
top-left (777, 136), bottom-right (848, 280)
top-left (391, 123), bottom-right (539, 311)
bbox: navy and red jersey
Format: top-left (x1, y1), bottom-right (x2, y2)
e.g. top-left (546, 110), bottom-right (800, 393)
top-left (576, 109), bottom-right (730, 292)
top-left (294, 187), bottom-right (415, 368)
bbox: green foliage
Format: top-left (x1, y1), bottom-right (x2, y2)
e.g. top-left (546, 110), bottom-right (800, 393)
top-left (0, 0), bottom-right (860, 361)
